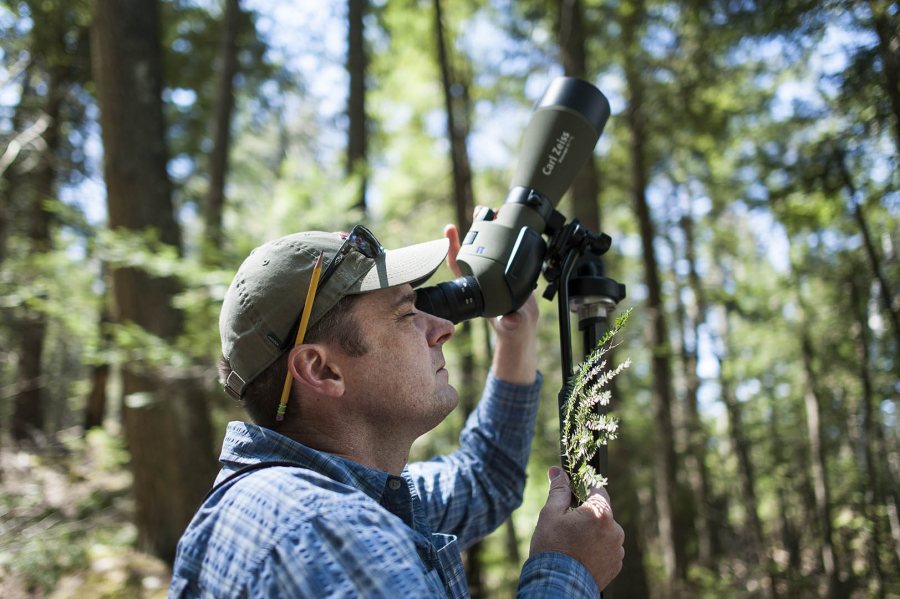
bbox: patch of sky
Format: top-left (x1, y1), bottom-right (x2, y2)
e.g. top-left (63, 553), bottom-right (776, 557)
top-left (772, 80), bottom-right (824, 122)
top-left (469, 98), bottom-right (530, 171)
top-left (423, 108), bottom-right (448, 144)
top-left (57, 121), bottom-right (106, 226)
top-left (643, 22), bottom-right (676, 60)
top-left (882, 399), bottom-right (896, 432)
top-left (619, 233), bottom-right (643, 260)
top-left (596, 69), bottom-right (625, 114)
top-left (884, 191), bottom-right (900, 216)
top-left (59, 177), bottom-right (107, 227)
top-left (168, 154), bottom-right (195, 182)
top-left (458, 10), bottom-right (529, 77)
top-left (870, 142), bottom-right (898, 185)
top-left (381, 103), bottom-right (414, 135)
top-left (781, 300), bottom-right (797, 321)
top-left (524, 68), bottom-right (564, 104)
top-left (0, 4), bottom-right (30, 33)
top-left (628, 280), bottom-right (648, 303)
top-left (246, 0), bottom-right (346, 121)
top-left (816, 15), bottom-right (877, 77)
top-left (0, 81), bottom-right (21, 116)
top-left (735, 378), bottom-right (761, 402)
top-left (698, 381), bottom-right (724, 419)
top-left (655, 234), bottom-right (675, 266)
top-left (737, 201), bottom-right (790, 273)
top-left (165, 88), bottom-right (198, 108)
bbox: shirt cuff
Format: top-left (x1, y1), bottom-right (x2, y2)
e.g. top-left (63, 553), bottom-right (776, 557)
top-left (518, 552), bottom-right (600, 598)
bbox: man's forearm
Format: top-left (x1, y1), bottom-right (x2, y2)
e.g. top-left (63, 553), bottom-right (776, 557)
top-left (491, 335), bottom-right (538, 385)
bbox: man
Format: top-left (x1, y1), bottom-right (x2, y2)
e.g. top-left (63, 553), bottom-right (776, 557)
top-left (170, 224), bottom-right (624, 598)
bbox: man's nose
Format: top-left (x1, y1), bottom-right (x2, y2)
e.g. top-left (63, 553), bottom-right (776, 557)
top-left (426, 313), bottom-right (455, 347)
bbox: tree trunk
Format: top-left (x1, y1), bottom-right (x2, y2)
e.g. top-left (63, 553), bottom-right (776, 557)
top-left (622, 0), bottom-right (685, 587)
top-left (765, 382), bottom-right (802, 573)
top-left (555, 0), bottom-right (600, 231)
top-left (834, 146), bottom-right (900, 351)
top-left (850, 276), bottom-right (892, 595)
top-left (719, 305), bottom-right (776, 598)
top-left (346, 0), bottom-right (368, 213)
top-left (203, 0), bottom-right (241, 257)
top-left (606, 439), bottom-right (652, 599)
top-left (11, 43), bottom-right (64, 444)
top-left (677, 213), bottom-right (716, 567)
top-left (868, 0), bottom-right (900, 157)
top-left (0, 57), bottom-right (35, 270)
top-left (124, 377), bottom-right (216, 563)
top-left (91, 0), bottom-right (216, 561)
top-left (796, 292), bottom-right (840, 598)
top-left (84, 265), bottom-right (113, 431)
top-left (433, 0), bottom-right (474, 236)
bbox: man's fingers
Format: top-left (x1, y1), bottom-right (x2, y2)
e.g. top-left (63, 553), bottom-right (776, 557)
top-left (443, 224), bottom-right (462, 277)
top-left (543, 467), bottom-right (574, 513)
top-left (581, 485), bottom-right (614, 520)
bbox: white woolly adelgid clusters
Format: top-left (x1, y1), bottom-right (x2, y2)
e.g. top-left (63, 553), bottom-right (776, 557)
top-left (562, 309), bottom-right (632, 504)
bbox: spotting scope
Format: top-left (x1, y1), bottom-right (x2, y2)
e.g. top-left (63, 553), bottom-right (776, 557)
top-left (415, 77), bottom-right (611, 322)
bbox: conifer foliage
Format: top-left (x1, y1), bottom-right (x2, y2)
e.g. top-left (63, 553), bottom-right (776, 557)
top-left (562, 310), bottom-right (632, 503)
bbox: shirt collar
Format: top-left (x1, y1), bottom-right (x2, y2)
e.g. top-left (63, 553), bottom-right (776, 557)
top-left (219, 421), bottom-right (412, 521)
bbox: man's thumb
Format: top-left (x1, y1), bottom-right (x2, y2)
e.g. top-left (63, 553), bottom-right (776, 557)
top-left (544, 466), bottom-right (572, 511)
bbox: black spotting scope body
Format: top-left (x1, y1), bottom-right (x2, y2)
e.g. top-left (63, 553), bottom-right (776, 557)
top-left (416, 77), bottom-right (610, 323)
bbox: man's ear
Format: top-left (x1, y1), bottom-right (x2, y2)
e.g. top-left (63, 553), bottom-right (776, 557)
top-left (287, 344), bottom-right (344, 398)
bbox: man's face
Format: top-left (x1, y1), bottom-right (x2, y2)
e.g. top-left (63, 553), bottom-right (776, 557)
top-left (338, 284), bottom-right (459, 438)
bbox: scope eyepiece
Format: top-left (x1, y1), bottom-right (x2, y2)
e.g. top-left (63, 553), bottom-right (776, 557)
top-left (415, 276), bottom-right (484, 324)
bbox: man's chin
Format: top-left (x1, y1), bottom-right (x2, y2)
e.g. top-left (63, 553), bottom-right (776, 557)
top-left (439, 386), bottom-right (460, 415)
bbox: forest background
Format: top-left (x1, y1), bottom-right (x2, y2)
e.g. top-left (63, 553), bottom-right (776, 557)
top-left (0, 0), bottom-right (897, 597)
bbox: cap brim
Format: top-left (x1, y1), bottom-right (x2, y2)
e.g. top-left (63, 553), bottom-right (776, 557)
top-left (357, 237), bottom-right (450, 291)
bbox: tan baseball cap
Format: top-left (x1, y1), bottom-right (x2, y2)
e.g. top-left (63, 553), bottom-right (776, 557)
top-left (219, 229), bottom-right (449, 399)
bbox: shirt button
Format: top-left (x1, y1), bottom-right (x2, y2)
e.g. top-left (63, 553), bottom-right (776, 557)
top-left (388, 478), bottom-right (402, 491)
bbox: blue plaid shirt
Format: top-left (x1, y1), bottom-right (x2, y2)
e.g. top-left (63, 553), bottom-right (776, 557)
top-left (170, 371), bottom-right (599, 598)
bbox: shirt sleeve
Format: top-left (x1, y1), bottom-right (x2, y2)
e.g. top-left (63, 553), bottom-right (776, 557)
top-left (247, 500), bottom-right (448, 598)
top-left (517, 552), bottom-right (600, 598)
top-left (407, 370), bottom-right (543, 548)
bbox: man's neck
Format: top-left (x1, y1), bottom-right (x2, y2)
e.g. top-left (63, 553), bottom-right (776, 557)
top-left (276, 420), bottom-right (411, 475)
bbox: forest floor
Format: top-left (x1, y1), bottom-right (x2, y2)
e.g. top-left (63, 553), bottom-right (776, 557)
top-left (0, 428), bottom-right (170, 598)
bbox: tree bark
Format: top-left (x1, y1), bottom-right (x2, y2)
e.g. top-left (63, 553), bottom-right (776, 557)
top-left (346, 0), bottom-right (368, 212)
top-left (84, 264), bottom-right (113, 431)
top-left (850, 276), bottom-right (892, 595)
top-left (719, 305), bottom-right (776, 598)
top-left (765, 381), bottom-right (802, 573)
top-left (433, 0), bottom-right (474, 236)
top-left (621, 0), bottom-right (686, 587)
top-left (677, 213), bottom-right (716, 567)
top-left (555, 0), bottom-right (600, 231)
top-left (92, 0), bottom-right (216, 561)
top-left (11, 32), bottom-right (65, 443)
top-left (203, 0), bottom-right (241, 257)
top-left (834, 145), bottom-right (900, 351)
top-left (796, 291), bottom-right (840, 598)
top-left (0, 58), bottom-right (35, 270)
top-left (867, 0), bottom-right (900, 157)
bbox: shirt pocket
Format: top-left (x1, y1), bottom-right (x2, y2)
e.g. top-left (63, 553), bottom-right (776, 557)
top-left (432, 533), bottom-right (467, 599)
